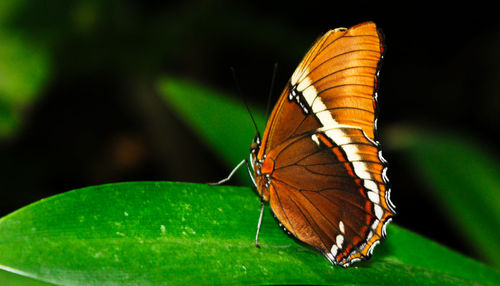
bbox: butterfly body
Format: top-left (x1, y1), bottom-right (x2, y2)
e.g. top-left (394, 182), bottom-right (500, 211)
top-left (249, 22), bottom-right (395, 267)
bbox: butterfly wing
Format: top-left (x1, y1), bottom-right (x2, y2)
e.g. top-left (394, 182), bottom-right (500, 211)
top-left (258, 22), bottom-right (382, 156)
top-left (267, 128), bottom-right (394, 266)
top-left (258, 22), bottom-right (395, 267)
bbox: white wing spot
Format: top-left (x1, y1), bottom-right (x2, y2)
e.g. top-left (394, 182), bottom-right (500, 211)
top-left (339, 221), bottom-right (345, 234)
top-left (336, 234), bottom-right (344, 248)
top-left (382, 217), bottom-right (392, 237)
top-left (351, 162), bottom-right (373, 180)
top-left (324, 128), bottom-right (353, 146)
top-left (368, 240), bottom-right (380, 256)
top-left (297, 76), bottom-right (313, 94)
top-left (367, 190), bottom-right (380, 204)
top-left (364, 180), bottom-right (378, 193)
top-left (378, 150), bottom-right (387, 163)
top-left (331, 244), bottom-right (338, 256)
top-left (311, 134), bottom-right (320, 146)
top-left (366, 230), bottom-right (374, 241)
top-left (342, 144), bottom-right (363, 161)
top-left (374, 204), bottom-right (384, 220)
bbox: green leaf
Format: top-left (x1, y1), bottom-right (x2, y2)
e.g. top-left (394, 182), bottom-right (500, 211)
top-left (0, 269), bottom-right (54, 286)
top-left (158, 77), bottom-right (267, 183)
top-left (0, 182), bottom-right (498, 285)
top-left (387, 127), bottom-right (500, 268)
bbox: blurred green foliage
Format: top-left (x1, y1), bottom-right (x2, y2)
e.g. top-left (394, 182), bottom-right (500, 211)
top-left (159, 77), bottom-right (267, 185)
top-left (387, 127), bottom-right (500, 268)
top-left (0, 1), bottom-right (51, 137)
top-left (0, 0), bottom-right (306, 139)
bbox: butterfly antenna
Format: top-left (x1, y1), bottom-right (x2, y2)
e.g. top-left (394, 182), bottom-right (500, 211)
top-left (265, 63), bottom-right (278, 120)
top-left (230, 66), bottom-right (261, 138)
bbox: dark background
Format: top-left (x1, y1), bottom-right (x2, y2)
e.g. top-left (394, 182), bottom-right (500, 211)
top-left (1, 1), bottom-right (499, 265)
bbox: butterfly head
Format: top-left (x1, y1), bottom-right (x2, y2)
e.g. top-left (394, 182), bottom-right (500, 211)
top-left (249, 135), bottom-right (261, 175)
top-left (249, 135), bottom-right (273, 201)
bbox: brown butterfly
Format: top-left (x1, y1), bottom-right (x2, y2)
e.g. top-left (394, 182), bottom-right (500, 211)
top-left (249, 21), bottom-right (395, 267)
top-left (215, 21), bottom-right (395, 267)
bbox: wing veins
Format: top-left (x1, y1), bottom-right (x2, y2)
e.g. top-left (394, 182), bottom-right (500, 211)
top-left (272, 177), bottom-right (383, 219)
top-left (271, 176), bottom-right (382, 252)
top-left (317, 83), bottom-right (373, 97)
top-left (270, 182), bottom-right (299, 237)
top-left (294, 30), bottom-right (377, 86)
top-left (298, 54), bottom-right (378, 91)
top-left (295, 190), bottom-right (367, 256)
top-left (314, 106), bottom-right (375, 115)
top-left (314, 190), bottom-right (382, 235)
top-left (288, 192), bottom-right (331, 251)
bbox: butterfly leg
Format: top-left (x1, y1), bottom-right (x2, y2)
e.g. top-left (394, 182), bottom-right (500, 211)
top-left (245, 159), bottom-right (257, 188)
top-left (255, 199), bottom-right (265, 248)
top-left (207, 159), bottom-right (247, 185)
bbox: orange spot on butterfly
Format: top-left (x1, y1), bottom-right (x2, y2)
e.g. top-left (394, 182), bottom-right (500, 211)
top-left (261, 158), bottom-right (274, 174)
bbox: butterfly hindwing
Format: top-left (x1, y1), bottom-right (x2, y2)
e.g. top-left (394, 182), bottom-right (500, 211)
top-left (267, 127), bottom-right (392, 266)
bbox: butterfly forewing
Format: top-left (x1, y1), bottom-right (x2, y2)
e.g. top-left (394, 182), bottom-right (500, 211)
top-left (253, 22), bottom-right (395, 267)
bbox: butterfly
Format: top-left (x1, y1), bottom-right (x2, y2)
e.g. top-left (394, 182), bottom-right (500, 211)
top-left (248, 22), bottom-right (396, 267)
